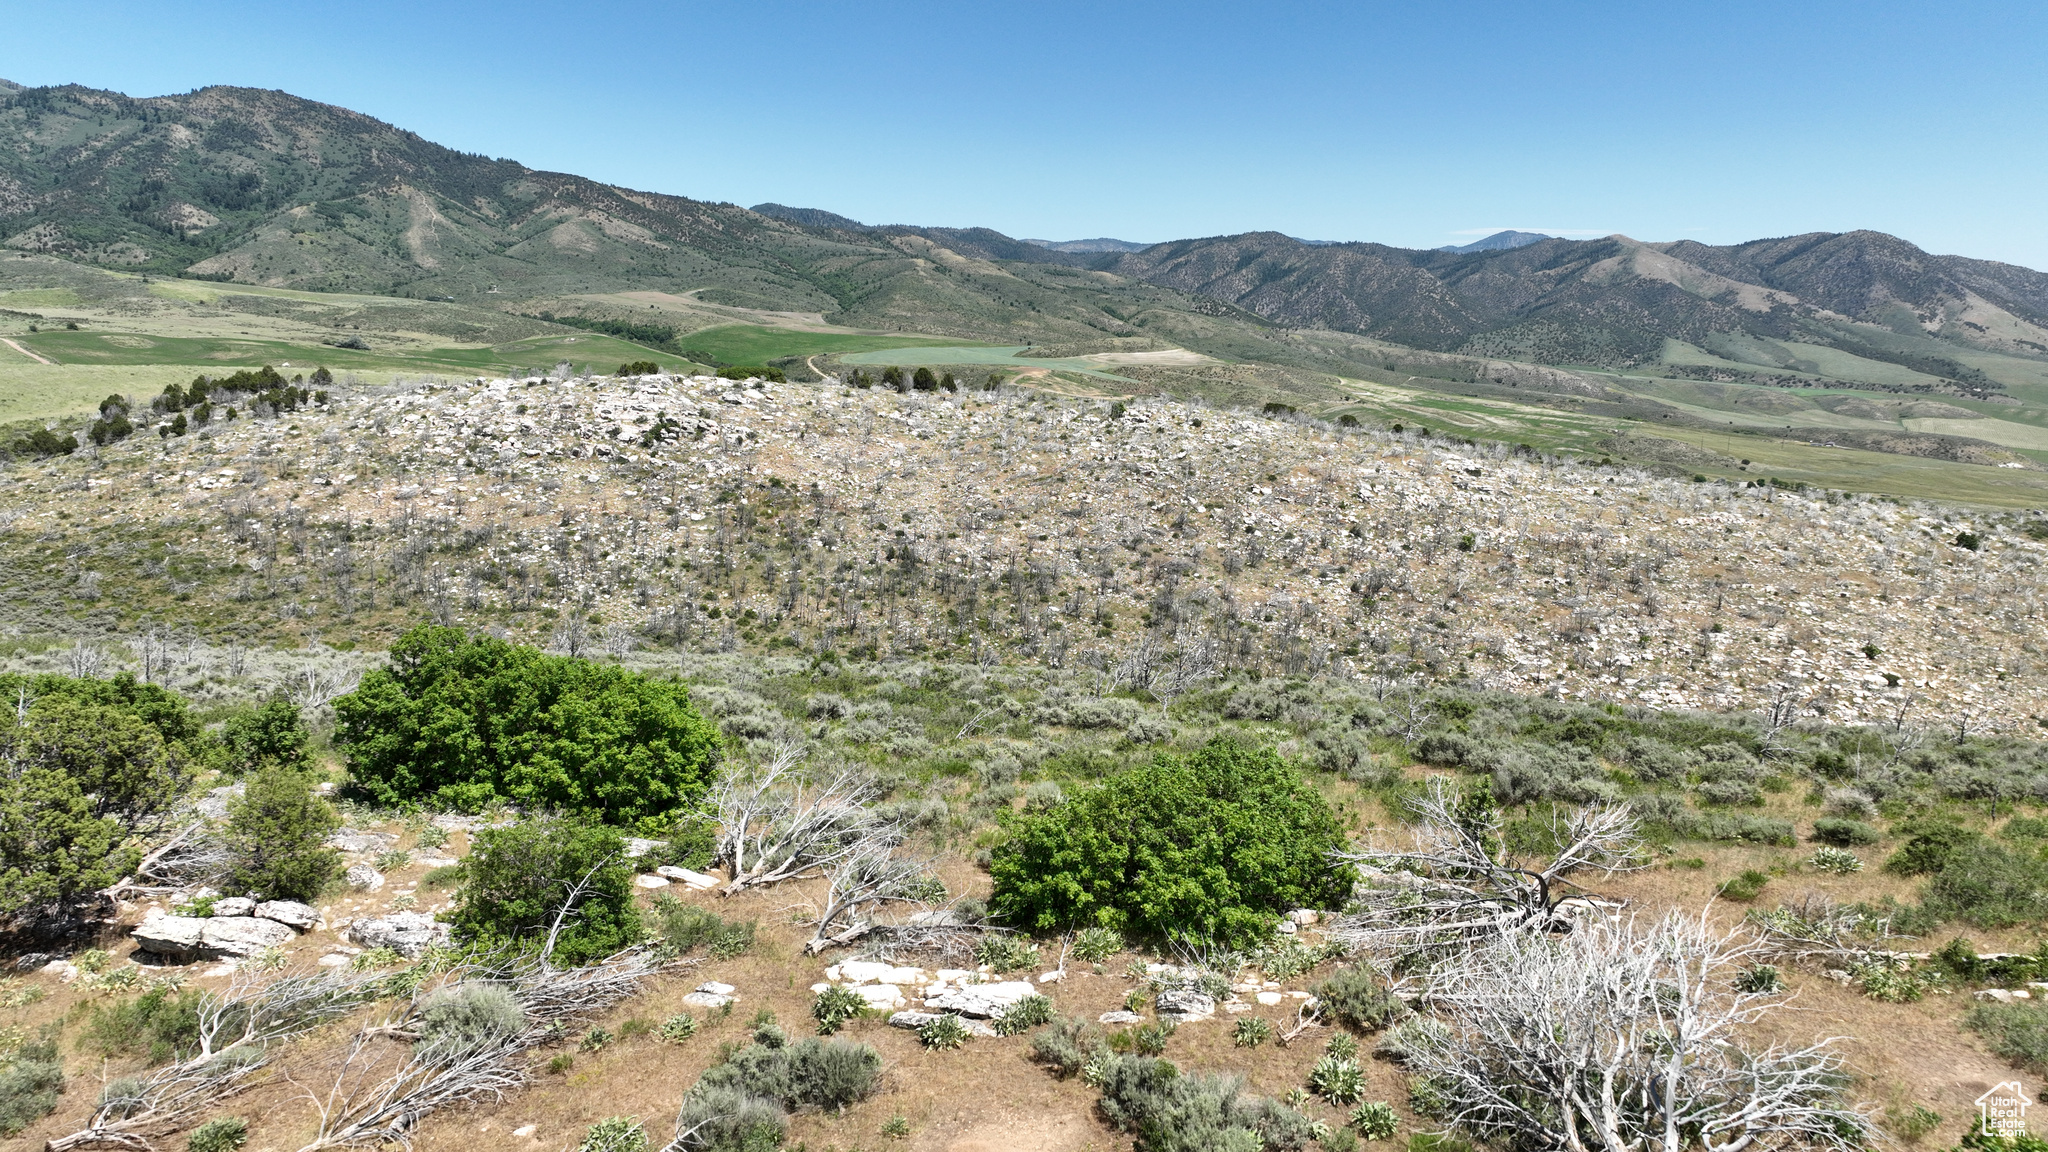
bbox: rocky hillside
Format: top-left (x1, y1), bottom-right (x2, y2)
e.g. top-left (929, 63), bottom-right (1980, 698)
top-left (3, 366), bottom-right (2042, 734)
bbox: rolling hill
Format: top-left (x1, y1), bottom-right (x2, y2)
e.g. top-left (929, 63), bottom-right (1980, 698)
top-left (10, 77), bottom-right (2048, 493)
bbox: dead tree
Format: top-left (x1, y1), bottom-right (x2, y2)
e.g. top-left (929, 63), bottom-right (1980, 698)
top-left (1403, 911), bottom-right (1873, 1152)
top-left (803, 845), bottom-right (940, 955)
top-left (1330, 777), bottom-right (1642, 956)
top-left (291, 949), bottom-right (669, 1151)
top-left (705, 748), bottom-right (900, 896)
top-left (46, 971), bottom-right (382, 1151)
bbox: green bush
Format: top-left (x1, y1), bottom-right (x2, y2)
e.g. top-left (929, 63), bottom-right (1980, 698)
top-left (0, 680), bottom-right (196, 919)
top-left (0, 1039), bottom-right (62, 1136)
top-left (1926, 841), bottom-right (2048, 928)
top-left (919, 1014), bottom-right (970, 1050)
top-left (1233, 1017), bottom-right (1273, 1048)
top-left (1095, 1054), bottom-right (1313, 1152)
top-left (223, 765), bottom-right (343, 902)
top-left (658, 1012), bottom-right (698, 1043)
top-left (974, 934), bottom-right (1039, 973)
top-left (670, 1082), bottom-right (787, 1152)
top-left (651, 899), bottom-right (755, 959)
top-left (995, 994), bottom-right (1055, 1037)
top-left (1072, 925), bottom-right (1125, 961)
top-left (1811, 818), bottom-right (1880, 846)
top-left (187, 1116), bottom-right (250, 1152)
top-left (1716, 869), bottom-right (1771, 902)
top-left (1809, 847), bottom-right (1863, 874)
top-left (990, 737), bottom-right (1353, 946)
top-left (1030, 1017), bottom-right (1105, 1078)
top-left (1886, 817), bottom-right (1980, 876)
top-left (1966, 999), bottom-right (2048, 1074)
top-left (334, 626), bottom-right (721, 830)
top-left (811, 986), bottom-right (866, 1035)
top-left (415, 983), bottom-right (525, 1063)
top-left (1734, 963), bottom-right (1785, 993)
top-left (220, 699), bottom-right (314, 776)
top-left (446, 817), bottom-right (642, 967)
top-left (1315, 967), bottom-right (1406, 1033)
top-left (579, 1115), bottom-right (649, 1152)
top-left (1352, 1101), bottom-right (1400, 1141)
top-left (1311, 1055), bottom-right (1366, 1104)
top-left (694, 1036), bottom-right (883, 1111)
top-left (84, 986), bottom-right (204, 1063)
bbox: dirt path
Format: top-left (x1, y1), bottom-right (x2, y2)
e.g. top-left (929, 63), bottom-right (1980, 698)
top-left (0, 338), bottom-right (54, 365)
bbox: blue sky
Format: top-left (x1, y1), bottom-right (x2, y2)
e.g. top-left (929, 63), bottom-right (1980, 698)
top-left (9, 0), bottom-right (2048, 267)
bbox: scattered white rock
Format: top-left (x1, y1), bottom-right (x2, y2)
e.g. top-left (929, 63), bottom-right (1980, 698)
top-left (41, 960), bottom-right (77, 983)
top-left (513, 1125), bottom-right (538, 1138)
top-left (318, 953), bottom-right (352, 967)
top-left (809, 982), bottom-right (833, 994)
top-left (683, 992), bottom-right (733, 1009)
top-left (855, 984), bottom-right (905, 1011)
top-left (924, 980), bottom-right (1036, 1018)
top-left (131, 916), bottom-right (207, 959)
top-left (1287, 910), bottom-right (1321, 926)
top-left (345, 911), bottom-right (451, 957)
top-left (1979, 989), bottom-right (2018, 1003)
top-left (635, 874), bottom-right (670, 889)
top-left (656, 866), bottom-right (720, 889)
top-left (697, 981), bottom-right (736, 996)
top-left (1256, 991), bottom-right (1284, 1006)
top-left (1155, 990), bottom-right (1216, 1022)
top-left (212, 897), bottom-right (256, 917)
top-left (199, 916), bottom-right (296, 957)
top-left (345, 863), bottom-right (385, 891)
top-left (1098, 1010), bottom-right (1143, 1024)
top-left (1038, 970), bottom-right (1064, 984)
top-left (255, 900), bottom-right (321, 930)
top-left (330, 828), bottom-right (398, 854)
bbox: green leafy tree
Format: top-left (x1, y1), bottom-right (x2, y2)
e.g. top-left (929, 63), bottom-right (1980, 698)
top-left (447, 817), bottom-right (640, 966)
top-left (223, 765), bottom-right (342, 901)
top-left (912, 367), bottom-right (938, 391)
top-left (0, 678), bottom-right (199, 920)
top-left (989, 737), bottom-right (1353, 946)
top-left (220, 699), bottom-right (314, 776)
top-left (880, 366), bottom-right (904, 392)
top-left (333, 626), bottom-right (721, 829)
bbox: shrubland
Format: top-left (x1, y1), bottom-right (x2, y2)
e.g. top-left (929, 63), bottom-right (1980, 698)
top-left (0, 373), bottom-right (2044, 1150)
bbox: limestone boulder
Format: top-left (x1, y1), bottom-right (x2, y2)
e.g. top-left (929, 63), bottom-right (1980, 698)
top-left (212, 897), bottom-right (256, 918)
top-left (255, 900), bottom-right (321, 931)
top-left (345, 912), bottom-right (449, 958)
top-left (199, 917), bottom-right (295, 958)
top-left (132, 915), bottom-right (208, 959)
top-left (923, 980), bottom-right (1036, 1018)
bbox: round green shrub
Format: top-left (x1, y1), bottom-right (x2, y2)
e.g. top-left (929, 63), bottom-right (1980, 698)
top-left (1351, 1101), bottom-right (1399, 1140)
top-left (415, 983), bottom-right (525, 1064)
top-left (334, 626), bottom-right (721, 830)
top-left (577, 1115), bottom-right (647, 1152)
top-left (187, 1117), bottom-right (250, 1152)
top-left (811, 986), bottom-right (866, 1035)
top-left (918, 1015), bottom-right (971, 1050)
top-left (445, 817), bottom-right (642, 967)
top-left (989, 737), bottom-right (1353, 947)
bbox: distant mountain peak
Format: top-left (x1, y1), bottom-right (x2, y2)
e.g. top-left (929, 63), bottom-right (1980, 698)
top-left (1021, 237), bottom-right (1151, 253)
top-left (1438, 230), bottom-right (1552, 254)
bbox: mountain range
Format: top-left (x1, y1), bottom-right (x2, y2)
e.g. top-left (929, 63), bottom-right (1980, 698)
top-left (5, 77), bottom-right (2048, 394)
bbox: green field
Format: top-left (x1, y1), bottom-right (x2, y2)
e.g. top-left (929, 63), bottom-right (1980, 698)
top-left (838, 345), bottom-right (1137, 381)
top-left (0, 333), bottom-right (703, 422)
top-left (677, 324), bottom-right (974, 365)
